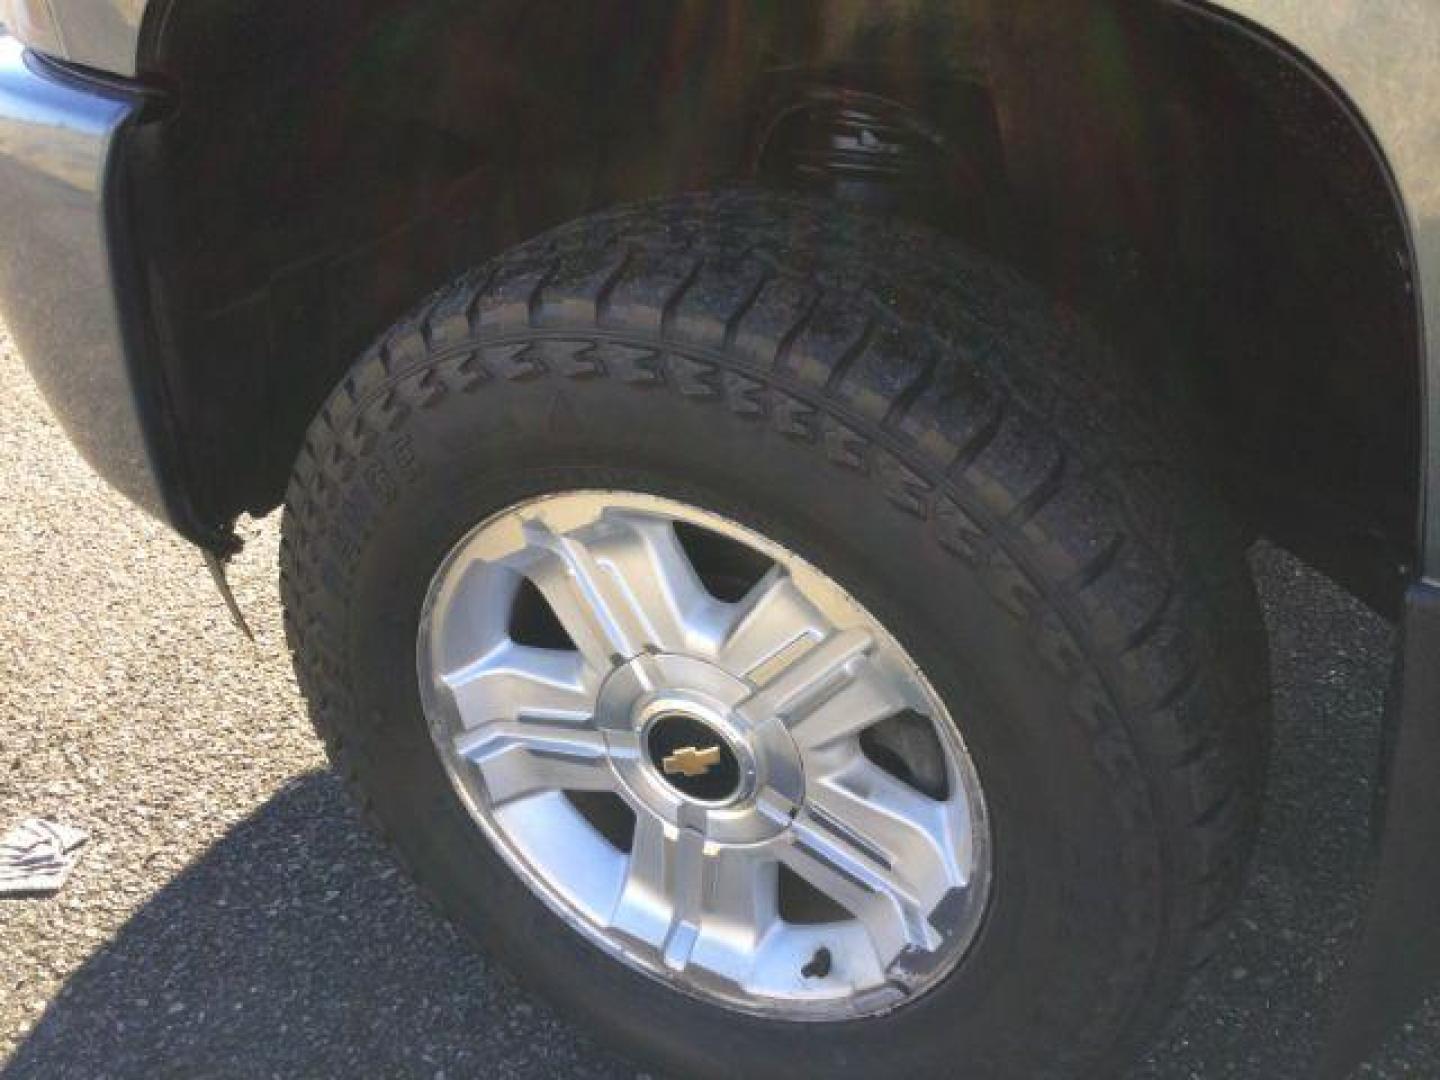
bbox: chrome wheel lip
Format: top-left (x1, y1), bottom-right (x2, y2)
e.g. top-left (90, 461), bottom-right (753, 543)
top-left (416, 489), bottom-right (993, 1020)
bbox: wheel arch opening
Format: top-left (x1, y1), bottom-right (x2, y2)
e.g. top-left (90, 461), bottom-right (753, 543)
top-left (124, 0), bottom-right (1421, 612)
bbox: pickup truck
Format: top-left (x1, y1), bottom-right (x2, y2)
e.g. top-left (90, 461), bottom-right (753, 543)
top-left (1, 3), bottom-right (1436, 1077)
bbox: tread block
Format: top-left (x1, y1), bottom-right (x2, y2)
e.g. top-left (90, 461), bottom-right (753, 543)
top-left (771, 392), bottom-right (819, 442)
top-left (729, 275), bottom-right (814, 369)
top-left (483, 343), bottom-right (544, 382)
top-left (819, 413), bottom-right (870, 471)
top-left (530, 339), bottom-right (604, 379)
top-left (722, 371), bottom-right (767, 417)
top-left (874, 450), bottom-right (932, 517)
top-left (669, 354), bottom-right (723, 398)
top-left (670, 258), bottom-right (771, 350)
top-left (591, 342), bottom-right (665, 385)
top-left (782, 296), bottom-right (873, 390)
top-left (833, 322), bottom-right (935, 425)
top-left (601, 252), bottom-right (700, 334)
top-left (474, 265), bottom-right (551, 332)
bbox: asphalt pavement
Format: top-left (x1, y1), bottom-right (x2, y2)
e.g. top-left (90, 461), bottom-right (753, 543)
top-left (1, 321), bottom-right (1437, 1078)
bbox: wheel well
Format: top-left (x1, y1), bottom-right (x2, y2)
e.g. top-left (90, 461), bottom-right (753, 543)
top-left (125, 0), bottom-right (1421, 611)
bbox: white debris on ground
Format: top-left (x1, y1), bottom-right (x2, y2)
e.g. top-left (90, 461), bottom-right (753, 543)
top-left (0, 819), bottom-right (87, 896)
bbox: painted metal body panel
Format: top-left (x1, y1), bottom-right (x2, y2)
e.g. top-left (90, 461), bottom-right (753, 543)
top-left (6, 0), bottom-right (146, 76)
top-left (51, 0), bottom-right (146, 76)
top-left (0, 37), bottom-right (170, 521)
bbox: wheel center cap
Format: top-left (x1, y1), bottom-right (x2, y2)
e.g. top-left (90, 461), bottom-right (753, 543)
top-left (594, 651), bottom-right (804, 843)
top-left (646, 711), bottom-right (742, 802)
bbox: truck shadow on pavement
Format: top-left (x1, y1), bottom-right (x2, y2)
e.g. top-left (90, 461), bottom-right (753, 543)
top-left (3, 772), bottom-right (631, 1080)
top-left (3, 548), bottom-right (1435, 1079)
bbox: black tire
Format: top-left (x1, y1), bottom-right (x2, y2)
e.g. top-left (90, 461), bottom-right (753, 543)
top-left (280, 191), bottom-right (1270, 1079)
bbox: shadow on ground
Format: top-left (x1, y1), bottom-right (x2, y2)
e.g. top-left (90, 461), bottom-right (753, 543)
top-left (1, 773), bottom-right (631, 1080)
top-left (4, 547), bottom-right (1434, 1079)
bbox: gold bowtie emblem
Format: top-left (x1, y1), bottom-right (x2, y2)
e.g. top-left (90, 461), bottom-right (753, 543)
top-left (662, 745), bottom-right (723, 778)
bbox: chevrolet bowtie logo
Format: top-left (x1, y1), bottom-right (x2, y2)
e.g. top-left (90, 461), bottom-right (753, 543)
top-left (661, 745), bottom-right (723, 778)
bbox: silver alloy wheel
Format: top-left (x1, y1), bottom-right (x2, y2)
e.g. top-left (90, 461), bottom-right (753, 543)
top-left (417, 490), bottom-right (992, 1019)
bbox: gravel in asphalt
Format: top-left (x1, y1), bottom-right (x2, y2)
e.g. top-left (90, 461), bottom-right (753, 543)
top-left (1, 322), bottom-right (1436, 1078)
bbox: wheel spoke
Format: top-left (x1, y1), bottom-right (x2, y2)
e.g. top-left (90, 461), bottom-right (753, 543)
top-left (737, 628), bottom-right (904, 748)
top-left (782, 766), bottom-right (950, 962)
top-left (442, 640), bottom-right (593, 726)
top-left (740, 627), bottom-right (870, 714)
top-left (702, 845), bottom-right (779, 954)
top-left (443, 641), bottom-right (611, 803)
top-left (813, 761), bottom-right (956, 895)
top-left (610, 815), bottom-right (710, 971)
top-left (789, 657), bottom-right (908, 751)
top-left (510, 513), bottom-right (720, 666)
top-left (715, 568), bottom-right (829, 680)
top-left (453, 718), bottom-right (612, 805)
